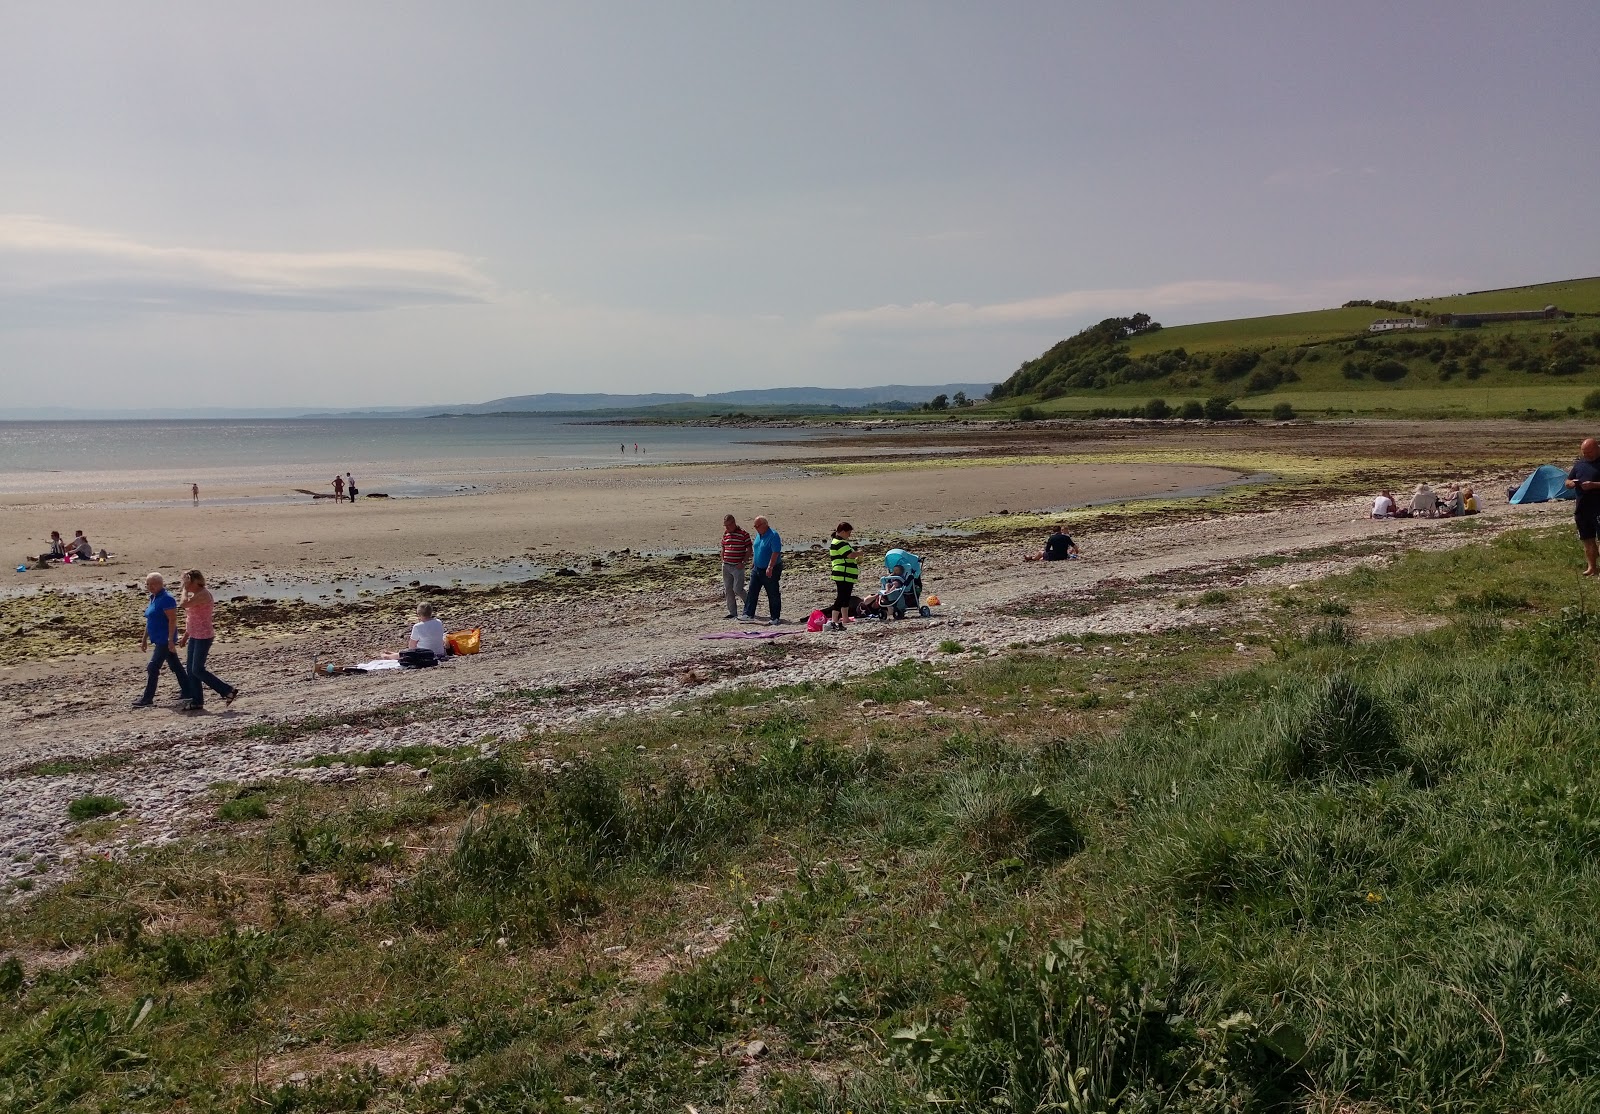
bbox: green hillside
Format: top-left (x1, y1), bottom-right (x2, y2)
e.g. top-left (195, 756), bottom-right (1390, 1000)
top-left (991, 277), bottom-right (1600, 418)
top-left (1126, 277), bottom-right (1600, 357)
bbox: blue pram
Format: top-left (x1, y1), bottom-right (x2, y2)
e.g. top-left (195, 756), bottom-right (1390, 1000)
top-left (880, 548), bottom-right (931, 619)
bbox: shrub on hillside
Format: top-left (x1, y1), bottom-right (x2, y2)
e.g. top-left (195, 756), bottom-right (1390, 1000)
top-left (1203, 397), bottom-right (1242, 421)
top-left (1143, 397), bottom-right (1170, 419)
top-left (1370, 359), bottom-right (1409, 382)
top-left (1582, 389), bottom-right (1600, 412)
top-left (1271, 402), bottom-right (1297, 421)
top-left (1179, 400), bottom-right (1205, 420)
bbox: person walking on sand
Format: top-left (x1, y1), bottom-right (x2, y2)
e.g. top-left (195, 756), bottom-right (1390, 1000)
top-left (345, 472), bottom-right (358, 502)
top-left (191, 483), bottom-right (199, 506)
top-left (332, 474), bottom-right (345, 502)
top-left (1567, 438), bottom-right (1600, 575)
top-left (178, 569), bottom-right (239, 711)
top-left (743, 515), bottom-right (783, 623)
top-left (134, 573), bottom-right (193, 709)
top-left (827, 522), bottom-right (858, 631)
top-left (720, 514), bottom-right (752, 619)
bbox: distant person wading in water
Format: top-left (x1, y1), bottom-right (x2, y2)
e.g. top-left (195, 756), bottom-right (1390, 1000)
top-left (191, 483), bottom-right (199, 506)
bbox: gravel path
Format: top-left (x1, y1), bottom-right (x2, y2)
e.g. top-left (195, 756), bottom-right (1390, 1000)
top-left (0, 490), bottom-right (1565, 897)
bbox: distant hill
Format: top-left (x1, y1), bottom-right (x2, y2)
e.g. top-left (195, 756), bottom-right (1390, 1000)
top-left (450, 392), bottom-right (696, 414)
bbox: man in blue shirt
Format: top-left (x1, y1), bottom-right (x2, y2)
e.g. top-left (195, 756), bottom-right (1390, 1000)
top-left (135, 573), bottom-right (194, 708)
top-left (1568, 438), bottom-right (1600, 576)
top-left (743, 515), bottom-right (784, 623)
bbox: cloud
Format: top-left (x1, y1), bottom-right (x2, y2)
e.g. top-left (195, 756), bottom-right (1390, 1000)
top-left (816, 279), bottom-right (1306, 331)
top-left (0, 215), bottom-right (496, 315)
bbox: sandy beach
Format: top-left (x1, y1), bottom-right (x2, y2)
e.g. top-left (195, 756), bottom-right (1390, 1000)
top-left (0, 416), bottom-right (1584, 897)
top-left (3, 456), bottom-right (1242, 592)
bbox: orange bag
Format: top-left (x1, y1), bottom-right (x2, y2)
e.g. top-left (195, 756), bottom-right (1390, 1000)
top-left (444, 628), bottom-right (481, 656)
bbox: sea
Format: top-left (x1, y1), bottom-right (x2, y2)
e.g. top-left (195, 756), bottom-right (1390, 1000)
top-left (0, 415), bottom-right (853, 498)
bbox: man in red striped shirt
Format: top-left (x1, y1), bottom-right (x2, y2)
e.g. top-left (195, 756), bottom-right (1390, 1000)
top-left (720, 514), bottom-right (753, 619)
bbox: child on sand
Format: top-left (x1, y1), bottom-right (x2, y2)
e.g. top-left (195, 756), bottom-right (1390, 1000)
top-left (827, 522), bottom-right (858, 632)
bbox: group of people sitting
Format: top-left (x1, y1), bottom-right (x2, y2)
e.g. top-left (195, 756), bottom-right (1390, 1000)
top-left (1370, 483), bottom-right (1479, 520)
top-left (31, 529), bottom-right (103, 567)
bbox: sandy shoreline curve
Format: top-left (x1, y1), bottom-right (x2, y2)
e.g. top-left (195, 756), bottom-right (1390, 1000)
top-left (5, 458), bottom-right (1243, 590)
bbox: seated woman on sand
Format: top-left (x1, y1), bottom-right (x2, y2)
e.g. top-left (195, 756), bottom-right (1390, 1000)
top-left (33, 531), bottom-right (66, 564)
top-left (1439, 484), bottom-right (1465, 517)
top-left (1409, 483), bottom-right (1439, 518)
top-left (1462, 485), bottom-right (1480, 515)
top-left (1370, 490), bottom-right (1396, 519)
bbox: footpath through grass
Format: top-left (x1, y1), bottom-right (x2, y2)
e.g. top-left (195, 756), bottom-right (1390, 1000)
top-left (5, 528), bottom-right (1600, 1111)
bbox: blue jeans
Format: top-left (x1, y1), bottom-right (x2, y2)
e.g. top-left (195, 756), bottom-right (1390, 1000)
top-left (184, 637), bottom-right (235, 708)
top-left (143, 644), bottom-right (192, 704)
top-left (745, 561), bottom-right (783, 620)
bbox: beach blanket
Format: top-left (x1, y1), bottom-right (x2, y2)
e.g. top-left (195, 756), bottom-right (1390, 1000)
top-left (699, 629), bottom-right (802, 640)
top-left (355, 659), bottom-right (402, 671)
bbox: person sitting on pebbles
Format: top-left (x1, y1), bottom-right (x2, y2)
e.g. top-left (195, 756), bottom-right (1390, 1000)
top-left (1025, 524), bottom-right (1079, 561)
top-left (383, 602), bottom-right (448, 659)
top-left (31, 530), bottom-right (66, 566)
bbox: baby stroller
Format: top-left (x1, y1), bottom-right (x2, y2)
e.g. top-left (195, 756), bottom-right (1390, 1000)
top-left (880, 548), bottom-right (931, 619)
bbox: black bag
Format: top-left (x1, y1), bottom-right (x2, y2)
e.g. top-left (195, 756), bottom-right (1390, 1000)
top-left (397, 648), bottom-right (439, 668)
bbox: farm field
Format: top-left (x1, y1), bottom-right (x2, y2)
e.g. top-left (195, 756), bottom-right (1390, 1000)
top-left (1126, 276), bottom-right (1600, 357)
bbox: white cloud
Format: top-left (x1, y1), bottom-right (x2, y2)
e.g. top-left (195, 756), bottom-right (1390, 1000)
top-left (815, 275), bottom-right (1462, 333)
top-left (0, 215), bottom-right (496, 315)
top-left (816, 280), bottom-right (1301, 331)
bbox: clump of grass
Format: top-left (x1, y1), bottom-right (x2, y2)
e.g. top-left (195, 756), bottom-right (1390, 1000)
top-left (1302, 618), bottom-right (1354, 647)
top-left (938, 639), bottom-right (964, 654)
top-left (0, 956), bottom-right (22, 996)
top-left (1198, 589), bottom-right (1233, 607)
top-left (66, 796), bottom-right (126, 822)
top-left (1455, 588), bottom-right (1530, 612)
top-left (940, 774), bottom-right (1081, 865)
top-left (217, 795), bottom-right (269, 822)
top-left (1315, 598), bottom-right (1352, 616)
top-left (431, 754), bottom-right (522, 803)
top-left (1273, 673), bottom-right (1408, 781)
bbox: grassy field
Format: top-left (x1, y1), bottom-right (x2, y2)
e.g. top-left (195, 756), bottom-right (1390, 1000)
top-left (1125, 276), bottom-right (1600, 358)
top-left (7, 527), bottom-right (1600, 1111)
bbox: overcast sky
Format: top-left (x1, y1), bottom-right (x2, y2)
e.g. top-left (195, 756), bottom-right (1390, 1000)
top-left (2, 1), bottom-right (1597, 409)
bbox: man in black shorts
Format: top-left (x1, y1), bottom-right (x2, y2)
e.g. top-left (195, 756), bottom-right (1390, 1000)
top-left (1566, 438), bottom-right (1600, 576)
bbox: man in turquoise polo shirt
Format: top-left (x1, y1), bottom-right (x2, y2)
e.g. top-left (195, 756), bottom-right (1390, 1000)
top-left (743, 515), bottom-right (784, 623)
top-left (135, 572), bottom-right (193, 708)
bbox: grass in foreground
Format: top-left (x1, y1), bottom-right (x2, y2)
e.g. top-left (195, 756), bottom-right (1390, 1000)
top-left (5, 529), bottom-right (1600, 1111)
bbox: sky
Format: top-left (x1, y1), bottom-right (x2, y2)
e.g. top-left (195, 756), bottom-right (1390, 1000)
top-left (2, 1), bottom-right (1597, 410)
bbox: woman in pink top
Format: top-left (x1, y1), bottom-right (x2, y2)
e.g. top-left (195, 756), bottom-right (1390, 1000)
top-left (178, 569), bottom-right (239, 711)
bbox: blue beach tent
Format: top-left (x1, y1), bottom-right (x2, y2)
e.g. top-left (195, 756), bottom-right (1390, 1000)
top-left (1509, 464), bottom-right (1575, 505)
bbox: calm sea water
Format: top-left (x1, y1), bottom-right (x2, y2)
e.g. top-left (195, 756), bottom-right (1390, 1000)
top-left (0, 415), bottom-right (846, 495)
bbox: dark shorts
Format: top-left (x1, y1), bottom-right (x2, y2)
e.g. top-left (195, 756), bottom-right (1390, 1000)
top-left (1578, 506), bottom-right (1600, 541)
top-left (832, 580), bottom-right (855, 611)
